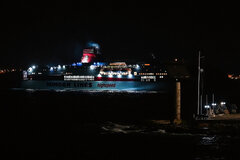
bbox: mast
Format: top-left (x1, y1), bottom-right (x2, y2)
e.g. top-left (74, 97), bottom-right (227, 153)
top-left (197, 51), bottom-right (201, 116)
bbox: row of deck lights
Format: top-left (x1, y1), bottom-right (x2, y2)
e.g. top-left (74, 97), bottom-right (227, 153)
top-left (28, 63), bottom-right (139, 75)
top-left (97, 73), bottom-right (133, 78)
top-left (50, 65), bottom-right (66, 71)
top-left (28, 65), bottom-right (68, 73)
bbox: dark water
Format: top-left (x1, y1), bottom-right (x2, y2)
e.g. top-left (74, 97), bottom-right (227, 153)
top-left (1, 89), bottom-right (240, 160)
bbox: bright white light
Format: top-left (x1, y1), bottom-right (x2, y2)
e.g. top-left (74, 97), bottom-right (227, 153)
top-left (50, 67), bottom-right (53, 71)
top-left (97, 74), bottom-right (102, 77)
top-left (117, 74), bottom-right (122, 78)
top-left (136, 64), bottom-right (140, 69)
top-left (58, 65), bottom-right (61, 70)
top-left (204, 105), bottom-right (210, 109)
top-left (90, 65), bottom-right (95, 70)
top-left (128, 74), bottom-right (133, 78)
top-left (28, 67), bottom-right (33, 72)
top-left (108, 74), bottom-right (113, 78)
top-left (63, 65), bottom-right (66, 69)
top-left (220, 102), bottom-right (226, 105)
top-left (212, 103), bottom-right (217, 106)
top-left (32, 65), bottom-right (36, 69)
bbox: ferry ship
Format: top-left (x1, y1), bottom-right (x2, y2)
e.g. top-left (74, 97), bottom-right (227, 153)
top-left (21, 44), bottom-right (172, 92)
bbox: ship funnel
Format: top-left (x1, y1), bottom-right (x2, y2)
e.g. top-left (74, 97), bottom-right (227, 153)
top-left (81, 48), bottom-right (98, 63)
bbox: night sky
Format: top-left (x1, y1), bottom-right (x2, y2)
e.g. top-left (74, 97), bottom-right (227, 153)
top-left (1, 1), bottom-right (240, 73)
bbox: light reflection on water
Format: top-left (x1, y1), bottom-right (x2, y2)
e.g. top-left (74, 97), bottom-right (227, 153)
top-left (13, 88), bottom-right (161, 94)
top-left (200, 136), bottom-right (217, 145)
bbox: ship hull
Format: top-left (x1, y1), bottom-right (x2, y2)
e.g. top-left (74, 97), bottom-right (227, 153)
top-left (21, 80), bottom-right (173, 92)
